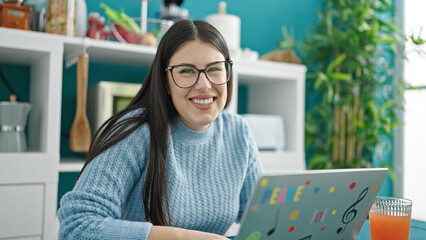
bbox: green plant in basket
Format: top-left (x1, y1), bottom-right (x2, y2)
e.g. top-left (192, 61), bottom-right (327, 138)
top-left (100, 3), bottom-right (141, 35)
top-left (100, 3), bottom-right (157, 46)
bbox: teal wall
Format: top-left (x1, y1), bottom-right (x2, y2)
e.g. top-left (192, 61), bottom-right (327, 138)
top-left (0, 64), bottom-right (30, 102)
top-left (86, 0), bottom-right (323, 56)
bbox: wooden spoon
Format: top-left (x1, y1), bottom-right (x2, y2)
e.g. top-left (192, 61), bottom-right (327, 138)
top-left (69, 53), bottom-right (91, 152)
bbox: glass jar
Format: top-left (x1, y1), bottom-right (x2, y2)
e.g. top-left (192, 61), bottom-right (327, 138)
top-left (45, 0), bottom-right (75, 35)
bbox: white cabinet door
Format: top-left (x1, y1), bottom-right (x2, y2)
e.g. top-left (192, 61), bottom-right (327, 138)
top-left (0, 184), bottom-right (44, 239)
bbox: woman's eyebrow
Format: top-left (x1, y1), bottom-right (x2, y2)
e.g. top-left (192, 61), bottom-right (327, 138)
top-left (173, 61), bottom-right (223, 67)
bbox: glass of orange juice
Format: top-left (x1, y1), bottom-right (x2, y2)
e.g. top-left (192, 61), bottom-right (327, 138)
top-left (369, 196), bottom-right (412, 240)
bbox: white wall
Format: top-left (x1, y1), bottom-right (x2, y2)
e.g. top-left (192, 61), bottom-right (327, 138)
top-left (402, 0), bottom-right (426, 221)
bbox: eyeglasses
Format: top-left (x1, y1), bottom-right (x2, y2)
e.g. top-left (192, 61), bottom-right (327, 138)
top-left (165, 60), bottom-right (233, 88)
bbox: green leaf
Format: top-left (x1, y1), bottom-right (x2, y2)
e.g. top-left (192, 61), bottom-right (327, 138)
top-left (409, 27), bottom-right (426, 45)
top-left (330, 72), bottom-right (352, 81)
top-left (326, 53), bottom-right (347, 74)
top-left (277, 26), bottom-right (295, 50)
top-left (314, 72), bottom-right (329, 89)
top-left (326, 84), bottom-right (334, 103)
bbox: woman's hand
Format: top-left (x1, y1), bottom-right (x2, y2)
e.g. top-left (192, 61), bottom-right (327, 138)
top-left (148, 226), bottom-right (230, 240)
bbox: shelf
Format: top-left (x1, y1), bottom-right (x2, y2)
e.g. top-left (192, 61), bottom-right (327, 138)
top-left (59, 158), bottom-right (85, 173)
top-left (0, 27), bottom-right (156, 67)
top-left (0, 46), bottom-right (47, 65)
top-left (235, 59), bottom-right (307, 84)
top-left (0, 28), bottom-right (63, 65)
top-left (0, 27), bottom-right (63, 157)
top-left (63, 37), bottom-right (156, 67)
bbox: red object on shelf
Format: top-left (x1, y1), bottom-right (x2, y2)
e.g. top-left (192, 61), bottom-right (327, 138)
top-left (99, 25), bottom-right (110, 40)
top-left (86, 12), bottom-right (105, 39)
top-left (110, 23), bottom-right (141, 44)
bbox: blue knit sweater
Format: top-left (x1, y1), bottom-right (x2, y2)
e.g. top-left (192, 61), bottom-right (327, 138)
top-left (58, 110), bottom-right (263, 239)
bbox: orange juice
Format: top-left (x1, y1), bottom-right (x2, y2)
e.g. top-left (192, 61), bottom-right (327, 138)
top-left (369, 211), bottom-right (411, 240)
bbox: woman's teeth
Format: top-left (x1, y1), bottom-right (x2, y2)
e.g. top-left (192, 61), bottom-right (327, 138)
top-left (192, 98), bottom-right (213, 105)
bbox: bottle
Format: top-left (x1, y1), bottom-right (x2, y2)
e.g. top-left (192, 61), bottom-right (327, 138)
top-left (100, 25), bottom-right (110, 40)
top-left (98, 16), bottom-right (106, 32)
top-left (86, 12), bottom-right (101, 39)
top-left (75, 0), bottom-right (87, 37)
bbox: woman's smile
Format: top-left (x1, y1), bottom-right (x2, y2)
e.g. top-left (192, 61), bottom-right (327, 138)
top-left (189, 95), bottom-right (217, 109)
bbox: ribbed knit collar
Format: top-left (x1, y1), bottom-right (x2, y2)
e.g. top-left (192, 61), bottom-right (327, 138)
top-left (170, 116), bottom-right (218, 144)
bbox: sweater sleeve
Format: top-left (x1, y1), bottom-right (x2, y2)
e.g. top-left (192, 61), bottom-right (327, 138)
top-left (58, 128), bottom-right (152, 240)
top-left (236, 120), bottom-right (264, 222)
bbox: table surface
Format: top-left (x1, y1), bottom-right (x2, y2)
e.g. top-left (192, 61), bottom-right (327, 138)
top-left (228, 219), bottom-right (426, 239)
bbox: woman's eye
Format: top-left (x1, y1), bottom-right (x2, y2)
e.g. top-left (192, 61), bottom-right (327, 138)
top-left (178, 68), bottom-right (195, 74)
top-left (208, 66), bottom-right (222, 72)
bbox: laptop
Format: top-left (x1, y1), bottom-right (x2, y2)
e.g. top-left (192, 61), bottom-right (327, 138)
top-left (234, 168), bottom-right (388, 240)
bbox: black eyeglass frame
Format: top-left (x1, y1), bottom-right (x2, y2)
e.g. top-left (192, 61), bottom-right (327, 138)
top-left (164, 60), bottom-right (233, 88)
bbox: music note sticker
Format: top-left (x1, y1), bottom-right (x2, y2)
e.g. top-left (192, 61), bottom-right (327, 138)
top-left (336, 187), bottom-right (369, 234)
top-left (298, 235), bottom-right (312, 240)
top-left (267, 209), bottom-right (280, 236)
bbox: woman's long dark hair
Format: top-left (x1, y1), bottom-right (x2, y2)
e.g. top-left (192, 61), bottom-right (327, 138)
top-left (77, 20), bottom-right (233, 226)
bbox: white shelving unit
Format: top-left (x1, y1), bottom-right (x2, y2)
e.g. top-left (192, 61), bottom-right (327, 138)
top-left (0, 27), bottom-right (306, 239)
top-left (0, 28), bottom-right (63, 240)
top-left (234, 60), bottom-right (306, 173)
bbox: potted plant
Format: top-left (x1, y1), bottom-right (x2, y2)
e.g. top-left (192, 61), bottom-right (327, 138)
top-left (301, 0), bottom-right (408, 173)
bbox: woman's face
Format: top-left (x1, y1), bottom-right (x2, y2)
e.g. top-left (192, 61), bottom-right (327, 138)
top-left (167, 40), bottom-right (228, 131)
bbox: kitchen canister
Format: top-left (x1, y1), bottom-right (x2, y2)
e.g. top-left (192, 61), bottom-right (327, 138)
top-left (46, 0), bottom-right (76, 35)
top-left (0, 101), bottom-right (32, 152)
top-left (205, 2), bottom-right (241, 55)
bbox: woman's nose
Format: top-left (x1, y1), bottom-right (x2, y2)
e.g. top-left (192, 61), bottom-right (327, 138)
top-left (194, 72), bottom-right (211, 91)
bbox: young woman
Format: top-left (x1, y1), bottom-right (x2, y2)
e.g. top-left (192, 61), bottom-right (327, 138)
top-left (58, 19), bottom-right (263, 240)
